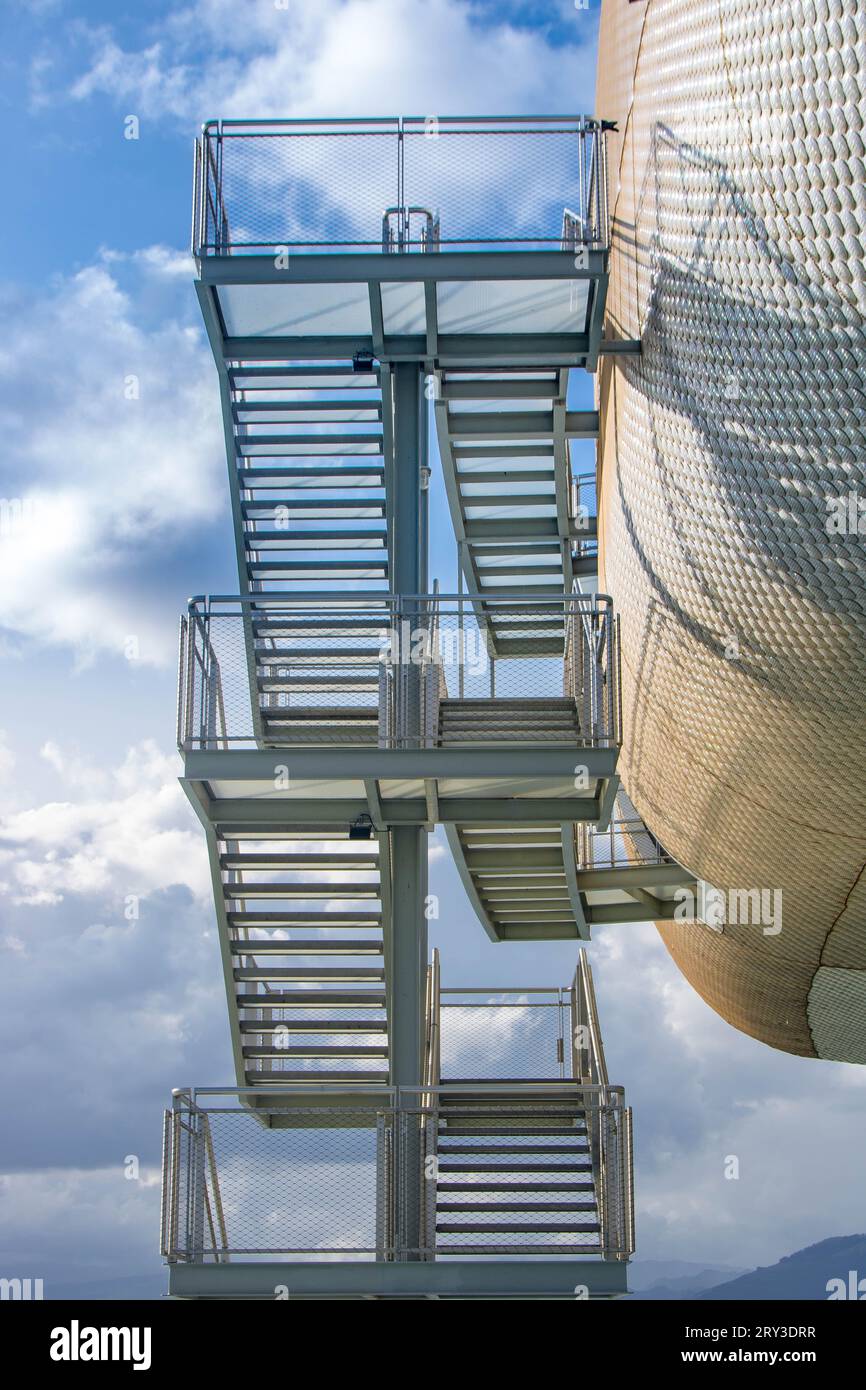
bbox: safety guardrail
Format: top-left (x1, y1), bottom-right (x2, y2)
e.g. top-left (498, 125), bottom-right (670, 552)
top-left (192, 116), bottom-right (612, 256)
top-left (161, 1075), bottom-right (633, 1264)
top-left (177, 592), bottom-right (622, 752)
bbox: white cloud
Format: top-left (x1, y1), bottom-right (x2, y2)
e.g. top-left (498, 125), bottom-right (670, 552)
top-left (0, 739), bottom-right (210, 906)
top-left (68, 0), bottom-right (596, 124)
top-left (0, 255), bottom-right (224, 664)
top-left (0, 731), bottom-right (15, 785)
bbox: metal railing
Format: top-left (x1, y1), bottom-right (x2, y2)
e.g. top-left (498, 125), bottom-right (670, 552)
top-left (569, 951), bottom-right (635, 1259)
top-left (161, 1078), bottom-right (633, 1263)
top-left (575, 790), bottom-right (675, 871)
top-left (439, 986), bottom-right (573, 1082)
top-left (177, 592), bottom-right (622, 751)
top-left (192, 116), bottom-right (612, 257)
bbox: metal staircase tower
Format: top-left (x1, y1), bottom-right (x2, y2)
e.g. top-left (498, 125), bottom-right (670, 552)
top-left (160, 116), bottom-right (677, 1299)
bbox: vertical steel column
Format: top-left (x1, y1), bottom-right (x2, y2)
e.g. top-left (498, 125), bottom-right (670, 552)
top-left (388, 363), bottom-right (428, 1259)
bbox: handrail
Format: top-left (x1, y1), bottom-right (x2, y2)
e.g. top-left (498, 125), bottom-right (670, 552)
top-left (422, 948), bottom-right (441, 1099)
top-left (192, 116), bottom-right (612, 257)
top-left (177, 592), bottom-right (622, 752)
top-left (202, 1114), bottom-right (230, 1264)
top-left (162, 1076), bottom-right (632, 1262)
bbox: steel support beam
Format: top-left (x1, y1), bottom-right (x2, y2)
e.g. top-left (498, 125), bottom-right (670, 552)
top-left (182, 746), bottom-right (618, 782)
top-left (200, 249), bottom-right (608, 286)
top-left (183, 789), bottom-right (608, 828)
top-left (168, 1258), bottom-right (628, 1299)
top-left (388, 362), bottom-right (428, 1258)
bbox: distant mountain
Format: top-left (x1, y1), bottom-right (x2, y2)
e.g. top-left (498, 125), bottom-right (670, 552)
top-left (628, 1259), bottom-right (749, 1292)
top-left (629, 1265), bottom-right (750, 1300)
top-left (45, 1272), bottom-right (166, 1301)
top-left (698, 1235), bottom-right (866, 1301)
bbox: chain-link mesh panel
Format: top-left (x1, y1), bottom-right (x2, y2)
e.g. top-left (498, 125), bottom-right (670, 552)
top-left (195, 120), bottom-right (609, 255)
top-left (178, 598), bottom-right (620, 749)
top-left (439, 997), bottom-right (570, 1080)
top-left (205, 125), bottom-right (401, 252)
top-left (432, 1098), bottom-right (599, 1254)
top-left (575, 789), bottom-right (675, 869)
top-left (172, 1107), bottom-right (385, 1258)
top-left (162, 1085), bottom-right (630, 1263)
top-left (402, 122), bottom-right (587, 248)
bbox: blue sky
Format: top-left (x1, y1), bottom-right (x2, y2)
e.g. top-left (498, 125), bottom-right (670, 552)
top-left (0, 0), bottom-right (863, 1297)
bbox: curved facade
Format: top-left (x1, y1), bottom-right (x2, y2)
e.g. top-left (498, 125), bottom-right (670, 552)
top-left (596, 0), bottom-right (866, 1058)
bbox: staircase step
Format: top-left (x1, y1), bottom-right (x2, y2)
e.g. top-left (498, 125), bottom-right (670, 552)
top-left (246, 1070), bottom-right (387, 1084)
top-left (229, 940), bottom-right (383, 955)
top-left (234, 966), bottom-right (385, 982)
top-left (436, 1156), bottom-right (592, 1167)
top-left (221, 853), bottom-right (379, 869)
top-left (248, 561), bottom-right (389, 578)
top-left (439, 731), bottom-right (577, 743)
top-left (260, 707), bottom-right (378, 721)
top-left (242, 1045), bottom-right (388, 1058)
top-left (258, 675), bottom-right (380, 689)
top-left (437, 1162), bottom-right (592, 1173)
top-left (227, 912), bottom-right (381, 927)
top-left (253, 619), bottom-right (389, 635)
top-left (438, 1132), bottom-right (588, 1143)
top-left (436, 1222), bottom-right (600, 1235)
top-left (235, 399), bottom-right (382, 415)
top-left (441, 699), bottom-right (576, 709)
top-left (239, 1019), bottom-right (387, 1033)
top-left (255, 648), bottom-right (384, 662)
top-left (437, 1181), bottom-right (594, 1192)
top-left (436, 1143), bottom-right (586, 1154)
top-left (242, 499), bottom-right (385, 515)
top-left (244, 530), bottom-right (386, 548)
top-left (436, 1203), bottom-right (597, 1214)
top-left (438, 1094), bottom-right (582, 1106)
top-left (229, 366), bottom-right (380, 387)
top-left (440, 717), bottom-right (578, 729)
top-left (236, 991), bottom-right (386, 1007)
top-left (238, 467), bottom-right (385, 486)
top-left (224, 883), bottom-right (379, 898)
top-left (237, 431), bottom-right (383, 446)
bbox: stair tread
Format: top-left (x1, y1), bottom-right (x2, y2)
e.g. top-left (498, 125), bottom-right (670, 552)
top-left (436, 1143), bottom-right (586, 1153)
top-left (236, 992), bottom-right (386, 1006)
top-left (435, 1222), bottom-right (600, 1234)
top-left (261, 706), bottom-right (379, 718)
top-left (245, 1070), bottom-right (387, 1083)
top-left (229, 940), bottom-right (383, 954)
top-left (227, 913), bottom-right (381, 925)
top-left (255, 648), bottom-right (384, 660)
top-left (437, 1162), bottom-right (592, 1172)
top-left (233, 966), bottom-right (385, 979)
top-left (239, 1019), bottom-right (387, 1032)
top-left (242, 1045), bottom-right (388, 1057)
top-left (221, 854), bottom-right (379, 868)
top-left (224, 884), bottom-right (379, 897)
top-left (243, 500), bottom-right (385, 514)
top-left (436, 1202), bottom-right (597, 1213)
top-left (258, 675), bottom-right (380, 688)
top-left (437, 1182), bottom-right (594, 1192)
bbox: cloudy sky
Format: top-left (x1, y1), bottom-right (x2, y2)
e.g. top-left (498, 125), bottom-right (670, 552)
top-left (0, 0), bottom-right (863, 1297)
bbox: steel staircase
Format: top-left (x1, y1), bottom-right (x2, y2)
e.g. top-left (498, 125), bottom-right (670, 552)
top-left (253, 605), bottom-right (386, 747)
top-left (434, 1087), bottom-right (598, 1255)
top-left (200, 361), bottom-right (397, 1087)
top-left (433, 367), bottom-right (599, 628)
top-left (229, 361), bottom-right (389, 592)
top-left (211, 826), bottom-right (390, 1086)
top-left (439, 696), bottom-right (581, 745)
top-left (168, 116), bottom-right (637, 1295)
top-left (445, 822), bottom-right (586, 940)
